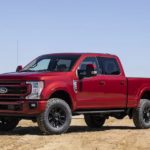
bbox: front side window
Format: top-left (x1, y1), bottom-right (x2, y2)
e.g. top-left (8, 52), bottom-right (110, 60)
top-left (22, 55), bottom-right (80, 72)
top-left (77, 57), bottom-right (99, 79)
top-left (97, 57), bottom-right (120, 75)
top-left (79, 57), bottom-right (99, 71)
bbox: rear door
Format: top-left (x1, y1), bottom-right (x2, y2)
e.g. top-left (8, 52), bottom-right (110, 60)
top-left (96, 57), bottom-right (127, 108)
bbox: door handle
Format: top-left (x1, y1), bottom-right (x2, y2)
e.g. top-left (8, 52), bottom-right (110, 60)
top-left (99, 81), bottom-right (106, 86)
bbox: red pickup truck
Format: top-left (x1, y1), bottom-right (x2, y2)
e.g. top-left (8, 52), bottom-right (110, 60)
top-left (0, 53), bottom-right (150, 134)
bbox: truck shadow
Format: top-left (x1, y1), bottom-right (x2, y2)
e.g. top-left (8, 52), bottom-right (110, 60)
top-left (0, 125), bottom-right (136, 136)
top-left (68, 125), bottom-right (136, 134)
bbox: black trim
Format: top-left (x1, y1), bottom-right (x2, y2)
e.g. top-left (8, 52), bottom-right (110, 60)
top-left (74, 109), bottom-right (125, 115)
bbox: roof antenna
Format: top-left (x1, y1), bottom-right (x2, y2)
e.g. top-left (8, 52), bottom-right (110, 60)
top-left (17, 40), bottom-right (19, 65)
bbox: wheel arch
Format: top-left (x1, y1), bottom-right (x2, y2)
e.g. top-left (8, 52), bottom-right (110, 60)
top-left (137, 88), bottom-right (150, 105)
top-left (49, 89), bottom-right (75, 110)
top-left (140, 90), bottom-right (150, 101)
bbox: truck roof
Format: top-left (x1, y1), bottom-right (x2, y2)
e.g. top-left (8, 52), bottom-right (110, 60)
top-left (47, 53), bottom-right (117, 57)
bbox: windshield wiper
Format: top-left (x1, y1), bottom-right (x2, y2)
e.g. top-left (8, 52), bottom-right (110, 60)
top-left (21, 69), bottom-right (49, 72)
top-left (36, 69), bottom-right (49, 72)
top-left (21, 70), bottom-right (37, 72)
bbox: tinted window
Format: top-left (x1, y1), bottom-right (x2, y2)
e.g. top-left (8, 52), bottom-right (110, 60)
top-left (79, 57), bottom-right (98, 71)
top-left (97, 57), bottom-right (120, 75)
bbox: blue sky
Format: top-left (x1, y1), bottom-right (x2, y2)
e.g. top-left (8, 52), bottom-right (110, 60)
top-left (0, 0), bottom-right (150, 77)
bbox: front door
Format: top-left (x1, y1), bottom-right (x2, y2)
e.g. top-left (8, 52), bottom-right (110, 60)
top-left (76, 57), bottom-right (102, 109)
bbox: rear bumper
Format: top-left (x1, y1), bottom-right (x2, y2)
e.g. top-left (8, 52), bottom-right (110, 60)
top-left (0, 100), bottom-right (47, 117)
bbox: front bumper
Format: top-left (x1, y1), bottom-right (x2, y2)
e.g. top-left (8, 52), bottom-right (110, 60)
top-left (0, 100), bottom-right (47, 117)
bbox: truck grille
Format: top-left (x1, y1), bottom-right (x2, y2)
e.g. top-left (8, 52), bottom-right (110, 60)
top-left (0, 80), bottom-right (21, 85)
top-left (0, 80), bottom-right (29, 101)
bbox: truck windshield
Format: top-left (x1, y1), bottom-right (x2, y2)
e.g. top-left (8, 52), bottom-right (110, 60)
top-left (22, 55), bottom-right (80, 72)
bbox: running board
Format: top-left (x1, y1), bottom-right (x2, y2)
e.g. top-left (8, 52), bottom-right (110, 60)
top-left (74, 109), bottom-right (125, 115)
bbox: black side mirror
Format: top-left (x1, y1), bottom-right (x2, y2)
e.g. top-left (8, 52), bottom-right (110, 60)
top-left (16, 65), bottom-right (23, 72)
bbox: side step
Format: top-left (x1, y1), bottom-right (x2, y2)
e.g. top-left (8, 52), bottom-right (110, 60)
top-left (74, 109), bottom-right (125, 115)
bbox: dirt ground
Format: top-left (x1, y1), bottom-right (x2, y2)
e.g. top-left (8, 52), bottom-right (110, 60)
top-left (0, 117), bottom-right (150, 150)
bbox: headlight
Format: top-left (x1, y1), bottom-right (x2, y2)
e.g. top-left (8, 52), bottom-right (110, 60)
top-left (26, 81), bottom-right (44, 99)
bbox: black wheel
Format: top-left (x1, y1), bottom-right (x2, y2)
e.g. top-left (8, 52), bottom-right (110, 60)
top-left (84, 115), bottom-right (106, 128)
top-left (37, 98), bottom-right (72, 135)
top-left (0, 117), bottom-right (19, 131)
top-left (133, 99), bottom-right (150, 129)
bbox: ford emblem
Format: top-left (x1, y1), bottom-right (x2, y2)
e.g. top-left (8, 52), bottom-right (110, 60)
top-left (0, 87), bottom-right (8, 94)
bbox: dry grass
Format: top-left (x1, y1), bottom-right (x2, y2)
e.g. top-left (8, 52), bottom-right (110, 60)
top-left (0, 117), bottom-right (150, 150)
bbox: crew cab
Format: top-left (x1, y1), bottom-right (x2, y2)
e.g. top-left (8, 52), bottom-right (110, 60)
top-left (0, 53), bottom-right (150, 134)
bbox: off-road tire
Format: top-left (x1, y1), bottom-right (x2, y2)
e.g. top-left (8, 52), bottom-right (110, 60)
top-left (37, 98), bottom-right (72, 135)
top-left (0, 117), bottom-right (19, 131)
top-left (133, 99), bottom-right (150, 129)
top-left (84, 115), bottom-right (106, 128)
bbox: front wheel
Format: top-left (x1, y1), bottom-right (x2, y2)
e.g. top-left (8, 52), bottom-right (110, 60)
top-left (84, 115), bottom-right (106, 128)
top-left (37, 98), bottom-right (72, 135)
top-left (133, 99), bottom-right (150, 129)
top-left (0, 117), bottom-right (20, 131)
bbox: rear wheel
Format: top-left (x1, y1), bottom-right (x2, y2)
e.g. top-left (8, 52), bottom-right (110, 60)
top-left (84, 115), bottom-right (106, 128)
top-left (0, 117), bottom-right (19, 131)
top-left (133, 99), bottom-right (150, 129)
top-left (37, 98), bottom-right (72, 135)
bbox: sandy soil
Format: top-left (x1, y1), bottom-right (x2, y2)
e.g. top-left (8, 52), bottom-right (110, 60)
top-left (0, 117), bottom-right (150, 150)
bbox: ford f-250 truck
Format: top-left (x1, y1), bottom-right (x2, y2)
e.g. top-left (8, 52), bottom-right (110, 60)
top-left (0, 53), bottom-right (150, 134)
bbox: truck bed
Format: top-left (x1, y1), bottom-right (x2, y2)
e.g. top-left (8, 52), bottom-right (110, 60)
top-left (127, 77), bottom-right (150, 107)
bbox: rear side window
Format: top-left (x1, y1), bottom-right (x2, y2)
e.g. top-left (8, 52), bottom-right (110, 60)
top-left (97, 57), bottom-right (120, 75)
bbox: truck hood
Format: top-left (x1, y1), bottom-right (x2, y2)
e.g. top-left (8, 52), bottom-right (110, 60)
top-left (0, 72), bottom-right (71, 81)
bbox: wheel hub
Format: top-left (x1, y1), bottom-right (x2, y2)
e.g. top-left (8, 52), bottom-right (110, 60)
top-left (143, 106), bottom-right (150, 123)
top-left (54, 113), bottom-right (60, 120)
top-left (48, 107), bottom-right (66, 128)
